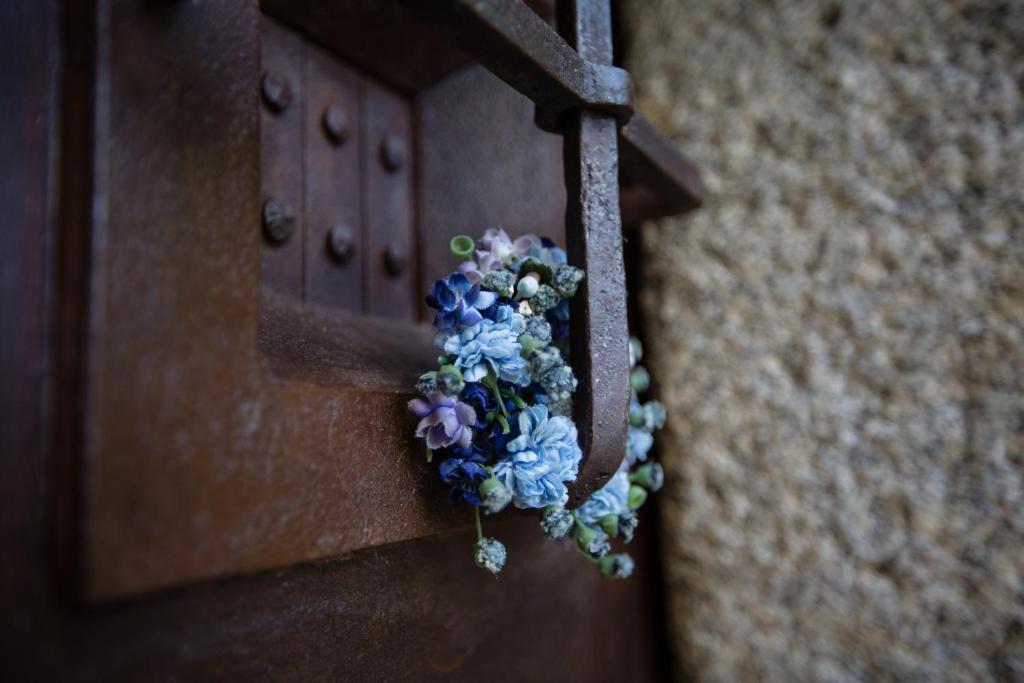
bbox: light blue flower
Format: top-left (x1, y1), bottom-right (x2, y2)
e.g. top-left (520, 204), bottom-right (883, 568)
top-left (626, 426), bottom-right (654, 466)
top-left (493, 405), bottom-right (582, 509)
top-left (529, 237), bottom-right (568, 267)
top-left (442, 305), bottom-right (531, 386)
top-left (576, 470), bottom-right (631, 525)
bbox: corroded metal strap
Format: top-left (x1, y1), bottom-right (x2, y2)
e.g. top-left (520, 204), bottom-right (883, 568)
top-left (397, 0), bottom-right (703, 221)
top-left (396, 0), bottom-right (633, 121)
top-left (558, 0), bottom-right (631, 503)
top-left (393, 0), bottom-right (692, 500)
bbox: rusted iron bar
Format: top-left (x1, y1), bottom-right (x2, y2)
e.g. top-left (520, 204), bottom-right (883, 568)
top-left (619, 111), bottom-right (704, 217)
top-left (395, 0), bottom-right (633, 122)
top-left (558, 0), bottom-right (631, 503)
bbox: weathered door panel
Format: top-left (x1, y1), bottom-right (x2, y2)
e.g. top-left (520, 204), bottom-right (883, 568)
top-left (2, 0), bottom-right (676, 679)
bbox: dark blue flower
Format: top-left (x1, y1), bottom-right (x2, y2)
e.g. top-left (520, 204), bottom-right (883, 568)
top-left (426, 272), bottom-right (498, 331)
top-left (489, 411), bottom-right (519, 455)
top-left (546, 299), bottom-right (570, 340)
top-left (460, 383), bottom-right (495, 429)
top-left (439, 444), bottom-right (489, 506)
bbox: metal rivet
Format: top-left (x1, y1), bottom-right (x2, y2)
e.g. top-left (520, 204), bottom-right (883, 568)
top-left (322, 105), bottom-right (349, 145)
top-left (383, 243), bottom-right (406, 278)
top-left (261, 71), bottom-right (292, 113)
top-left (261, 198), bottom-right (294, 244)
top-left (379, 134), bottom-right (406, 172)
top-left (327, 223), bottom-right (355, 264)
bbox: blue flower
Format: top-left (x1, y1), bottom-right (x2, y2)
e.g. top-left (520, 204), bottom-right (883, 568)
top-left (460, 383), bottom-right (518, 431)
top-left (426, 272), bottom-right (498, 331)
top-left (493, 405), bottom-right (582, 509)
top-left (626, 426), bottom-right (654, 466)
top-left (442, 305), bottom-right (531, 386)
top-left (460, 384), bottom-right (495, 429)
top-left (438, 444), bottom-right (489, 506)
top-left (576, 470), bottom-right (631, 525)
top-left (530, 237), bottom-right (567, 267)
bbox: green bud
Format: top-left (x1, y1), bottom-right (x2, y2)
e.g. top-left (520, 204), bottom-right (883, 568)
top-left (628, 337), bottom-right (643, 368)
top-left (519, 334), bottom-right (544, 357)
top-left (436, 364), bottom-right (465, 395)
top-left (630, 366), bottom-right (651, 393)
top-left (618, 510), bottom-right (639, 542)
top-left (599, 514), bottom-right (619, 536)
top-left (598, 553), bottom-right (635, 579)
top-left (450, 234), bottom-right (475, 260)
top-left (575, 521), bottom-right (610, 559)
top-left (479, 476), bottom-right (512, 515)
top-left (437, 355), bottom-right (450, 366)
top-left (629, 403), bottom-right (645, 428)
top-left (630, 462), bottom-right (664, 492)
top-left (627, 484), bottom-right (648, 510)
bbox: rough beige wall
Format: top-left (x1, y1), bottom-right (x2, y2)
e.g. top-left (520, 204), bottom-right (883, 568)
top-left (623, 1), bottom-right (1024, 680)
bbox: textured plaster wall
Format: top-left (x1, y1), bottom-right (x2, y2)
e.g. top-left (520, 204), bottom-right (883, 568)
top-left (623, 1), bottom-right (1024, 680)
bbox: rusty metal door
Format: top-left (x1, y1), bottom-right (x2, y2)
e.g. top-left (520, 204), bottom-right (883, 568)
top-left (2, 0), bottom-right (700, 679)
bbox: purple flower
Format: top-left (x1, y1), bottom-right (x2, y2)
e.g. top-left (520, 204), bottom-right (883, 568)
top-left (408, 391), bottom-right (476, 449)
top-left (456, 260), bottom-right (483, 284)
top-left (475, 228), bottom-right (536, 272)
top-left (426, 272), bottom-right (498, 331)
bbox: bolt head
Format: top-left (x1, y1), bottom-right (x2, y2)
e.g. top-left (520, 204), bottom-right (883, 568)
top-left (327, 223), bottom-right (355, 263)
top-left (379, 134), bottom-right (406, 172)
top-left (262, 198), bottom-right (295, 244)
top-left (383, 243), bottom-right (406, 278)
top-left (322, 105), bottom-right (349, 145)
top-left (261, 71), bottom-right (293, 113)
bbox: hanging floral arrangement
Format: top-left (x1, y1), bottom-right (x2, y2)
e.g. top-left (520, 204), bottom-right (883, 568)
top-left (409, 229), bottom-right (664, 577)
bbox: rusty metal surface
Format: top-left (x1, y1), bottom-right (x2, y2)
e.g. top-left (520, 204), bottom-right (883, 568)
top-left (3, 2), bottom-right (675, 678)
top-left (364, 79), bottom-right (416, 319)
top-left (303, 37), bottom-right (364, 311)
top-left (619, 111), bottom-right (704, 217)
top-left (9, 511), bottom-right (667, 680)
top-left (0, 0), bottom-right (60, 646)
top-left (416, 64), bottom-right (567, 322)
top-left (260, 19), bottom-right (305, 297)
top-left (397, 0), bottom-right (633, 124)
top-left (80, 1), bottom-right (468, 599)
top-left (557, 0), bottom-right (631, 503)
top-left (262, 0), bottom-right (473, 95)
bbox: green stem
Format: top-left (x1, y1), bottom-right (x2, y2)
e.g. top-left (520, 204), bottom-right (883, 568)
top-left (474, 505), bottom-right (484, 542)
top-left (483, 374), bottom-right (509, 419)
top-left (495, 414), bottom-right (511, 434)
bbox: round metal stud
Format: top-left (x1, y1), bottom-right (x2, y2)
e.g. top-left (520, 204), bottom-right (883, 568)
top-left (327, 223), bottom-right (356, 264)
top-left (261, 198), bottom-right (295, 244)
top-left (322, 104), bottom-right (349, 145)
top-left (261, 71), bottom-right (293, 113)
top-left (383, 243), bottom-right (406, 278)
top-left (379, 134), bottom-right (406, 173)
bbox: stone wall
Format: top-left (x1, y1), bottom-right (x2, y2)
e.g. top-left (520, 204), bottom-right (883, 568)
top-left (623, 1), bottom-right (1024, 680)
